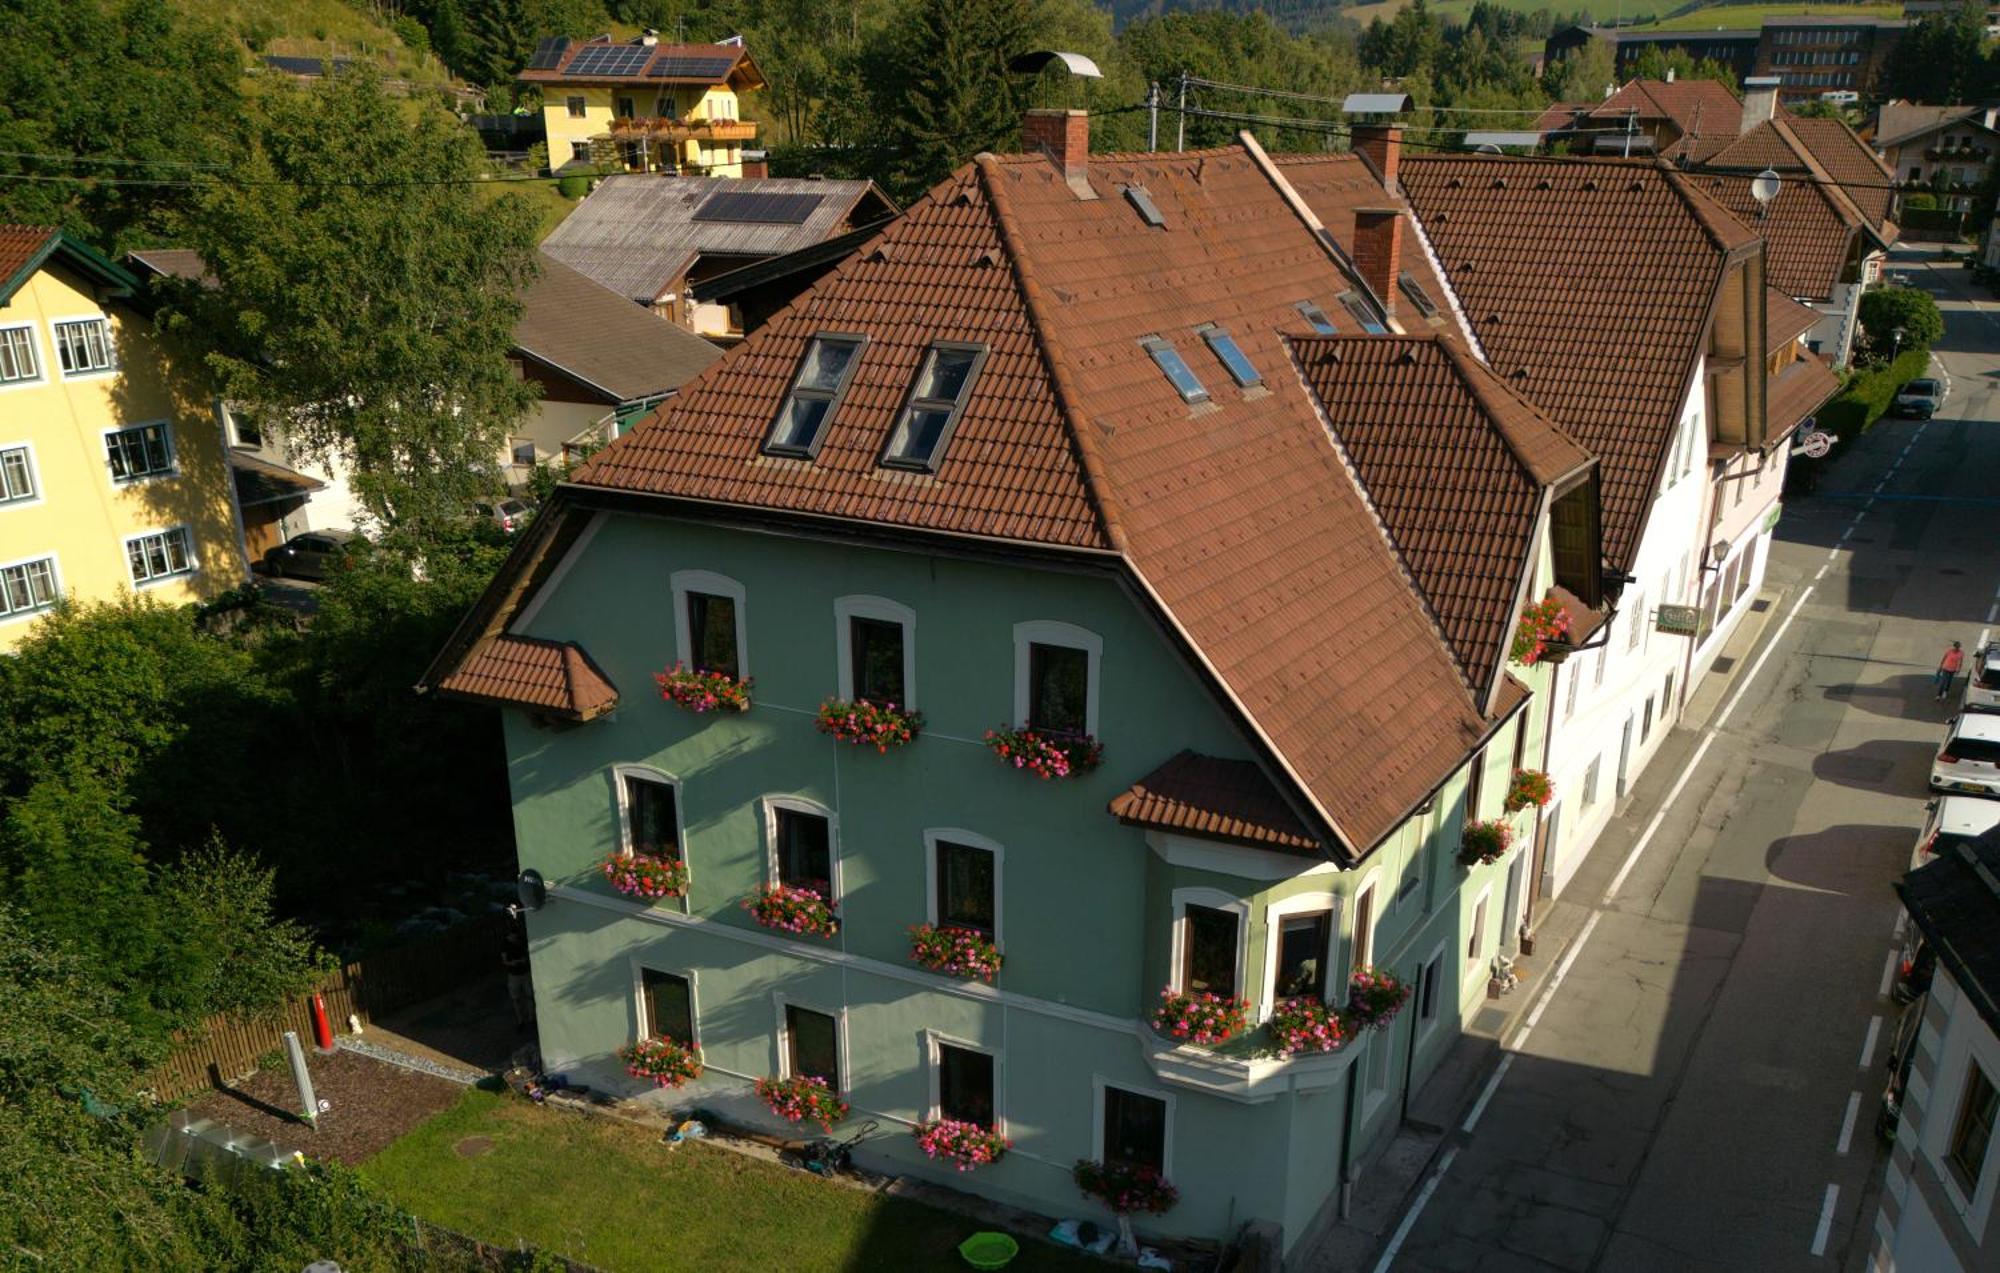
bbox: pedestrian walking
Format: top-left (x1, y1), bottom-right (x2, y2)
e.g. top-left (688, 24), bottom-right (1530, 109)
top-left (1936, 640), bottom-right (1966, 700)
top-left (502, 924), bottom-right (535, 1031)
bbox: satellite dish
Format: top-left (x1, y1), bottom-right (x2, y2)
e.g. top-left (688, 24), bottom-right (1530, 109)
top-left (516, 869), bottom-right (548, 914)
top-left (1007, 51), bottom-right (1103, 80)
top-left (1712, 539), bottom-right (1731, 564)
top-left (1750, 167), bottom-right (1782, 207)
top-left (1476, 143), bottom-right (1503, 154)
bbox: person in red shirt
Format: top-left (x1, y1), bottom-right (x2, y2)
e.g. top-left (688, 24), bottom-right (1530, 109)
top-left (1937, 641), bottom-right (1965, 700)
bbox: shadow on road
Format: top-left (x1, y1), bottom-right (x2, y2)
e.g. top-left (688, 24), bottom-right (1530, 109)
top-left (1821, 675), bottom-right (1945, 723)
top-left (1809, 739), bottom-right (1937, 797)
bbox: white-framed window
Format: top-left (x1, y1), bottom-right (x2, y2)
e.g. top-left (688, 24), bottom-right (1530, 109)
top-left (1348, 872), bottom-right (1382, 982)
top-left (631, 959), bottom-right (698, 1046)
top-left (1582, 755), bottom-right (1602, 809)
top-left (1170, 887), bottom-right (1249, 1000)
top-left (571, 140), bottom-right (593, 163)
top-left (612, 764), bottom-right (684, 860)
top-left (124, 526), bottom-right (194, 586)
top-left (566, 95), bottom-right (587, 118)
top-left (834, 595), bottom-right (916, 707)
top-left (1467, 885), bottom-right (1492, 967)
top-left (1929, 1022), bottom-right (2000, 1232)
top-left (1564, 658), bottom-right (1581, 719)
top-left (1593, 646), bottom-right (1607, 688)
top-left (0, 324), bottom-right (40, 385)
top-left (1261, 891), bottom-right (1340, 1020)
top-left (1416, 945), bottom-right (1446, 1040)
top-left (223, 403), bottom-right (262, 449)
top-left (761, 796), bottom-right (839, 903)
top-left (925, 828), bottom-right (1001, 946)
top-left (774, 993), bottom-right (847, 1092)
top-left (926, 1031), bottom-right (1003, 1133)
top-left (0, 554), bottom-right (59, 621)
top-left (1012, 620), bottom-right (1101, 737)
top-left (0, 443), bottom-right (38, 505)
top-left (1628, 591), bottom-right (1645, 652)
top-left (104, 421), bottom-right (175, 482)
top-left (670, 569), bottom-right (747, 679)
top-left (1396, 816), bottom-right (1427, 908)
top-left (51, 317), bottom-right (115, 375)
top-left (1091, 1076), bottom-right (1174, 1177)
top-left (1364, 1014), bottom-right (1394, 1110)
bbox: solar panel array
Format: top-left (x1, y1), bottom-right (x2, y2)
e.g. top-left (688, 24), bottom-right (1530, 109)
top-left (567, 43), bottom-right (651, 76)
top-left (692, 190), bottom-right (826, 225)
top-left (527, 36), bottom-right (571, 70)
top-left (649, 54), bottom-right (737, 79)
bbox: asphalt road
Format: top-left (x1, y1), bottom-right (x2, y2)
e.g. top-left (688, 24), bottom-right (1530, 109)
top-left (1376, 244), bottom-right (2000, 1273)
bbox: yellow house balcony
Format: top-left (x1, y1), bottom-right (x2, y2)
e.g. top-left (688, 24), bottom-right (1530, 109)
top-left (605, 116), bottom-right (759, 144)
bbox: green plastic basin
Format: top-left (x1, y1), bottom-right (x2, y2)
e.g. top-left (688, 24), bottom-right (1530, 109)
top-left (958, 1231), bottom-right (1020, 1270)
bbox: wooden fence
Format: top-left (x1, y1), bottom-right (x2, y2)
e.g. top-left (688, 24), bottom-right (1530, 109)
top-left (149, 912), bottom-right (511, 1103)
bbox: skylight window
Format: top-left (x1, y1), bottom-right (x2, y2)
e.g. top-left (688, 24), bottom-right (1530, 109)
top-left (1141, 337), bottom-right (1209, 405)
top-left (764, 334), bottom-right (866, 458)
top-left (1296, 301), bottom-right (1338, 335)
top-left (1199, 325), bottom-right (1261, 388)
top-left (882, 343), bottom-right (985, 471)
top-left (1124, 185), bottom-right (1166, 228)
top-left (1398, 271), bottom-right (1440, 320)
top-left (1339, 292), bottom-right (1389, 336)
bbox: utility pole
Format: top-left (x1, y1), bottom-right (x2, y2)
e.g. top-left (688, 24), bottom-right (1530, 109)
top-left (1147, 81), bottom-right (1160, 152)
top-left (1176, 72), bottom-right (1188, 152)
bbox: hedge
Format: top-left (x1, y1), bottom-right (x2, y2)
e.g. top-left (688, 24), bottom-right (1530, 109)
top-left (1787, 346), bottom-right (1932, 491)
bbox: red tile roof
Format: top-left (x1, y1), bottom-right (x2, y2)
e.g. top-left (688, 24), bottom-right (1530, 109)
top-left (1590, 79), bottom-right (1744, 157)
top-left (1266, 153), bottom-right (1462, 335)
top-left (1394, 155), bottom-right (1751, 572)
top-left (569, 138), bottom-right (1519, 856)
top-left (1767, 351), bottom-right (1840, 436)
top-left (437, 634), bottom-right (619, 720)
top-left (1694, 117), bottom-right (1897, 298)
top-left (1767, 289), bottom-right (1822, 353)
top-left (0, 225), bottom-right (56, 294)
top-left (1109, 751), bottom-right (1320, 852)
top-left (1292, 334), bottom-right (1591, 697)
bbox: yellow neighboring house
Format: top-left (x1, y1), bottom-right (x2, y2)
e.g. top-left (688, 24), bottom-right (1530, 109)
top-left (520, 33), bottom-right (764, 177)
top-left (0, 226), bottom-right (242, 651)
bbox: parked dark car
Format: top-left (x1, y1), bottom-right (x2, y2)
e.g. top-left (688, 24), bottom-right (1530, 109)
top-left (262, 529), bottom-right (359, 580)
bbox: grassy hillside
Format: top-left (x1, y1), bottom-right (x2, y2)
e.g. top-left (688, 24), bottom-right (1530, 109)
top-left (172, 0), bottom-right (454, 85)
top-left (1641, 1), bottom-right (1900, 29)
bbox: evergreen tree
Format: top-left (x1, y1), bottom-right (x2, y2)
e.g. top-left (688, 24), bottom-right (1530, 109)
top-left (466, 0), bottom-right (534, 87)
top-left (1884, 0), bottom-right (1991, 103)
top-left (884, 0), bottom-right (1033, 196)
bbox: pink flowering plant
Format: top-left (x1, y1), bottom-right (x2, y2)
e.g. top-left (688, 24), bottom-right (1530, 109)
top-left (1268, 996), bottom-right (1351, 1056)
top-left (983, 725), bottom-right (1104, 780)
top-left (1510, 598), bottom-right (1572, 666)
top-left (1073, 1159), bottom-right (1180, 1215)
top-left (815, 698), bottom-right (924, 752)
top-left (1346, 965), bottom-right (1413, 1031)
top-left (908, 923), bottom-right (1004, 980)
top-left (655, 662), bottom-right (753, 713)
top-left (618, 1036), bottom-right (702, 1088)
top-left (1503, 768), bottom-right (1553, 813)
top-left (743, 884), bottom-right (838, 938)
top-left (598, 849), bottom-right (689, 900)
top-left (913, 1118), bottom-right (1011, 1172)
top-left (755, 1075), bottom-right (849, 1130)
top-left (1456, 817), bottom-right (1515, 868)
top-left (1151, 985), bottom-right (1251, 1046)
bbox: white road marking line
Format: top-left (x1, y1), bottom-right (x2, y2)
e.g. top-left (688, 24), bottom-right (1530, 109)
top-left (1989, 602), bottom-right (1999, 624)
top-left (1371, 1145), bottom-right (1459, 1273)
top-left (1461, 1053), bottom-right (1513, 1135)
top-left (1838, 527), bottom-right (1854, 544)
top-left (1814, 563), bottom-right (1830, 582)
top-left (1860, 1016), bottom-right (1883, 1069)
top-left (1811, 1184), bottom-right (1839, 1257)
top-left (1713, 584), bottom-right (1817, 731)
top-left (1893, 911), bottom-right (1908, 941)
top-left (1981, 626), bottom-right (1993, 650)
top-left (1879, 948), bottom-right (1901, 998)
top-left (1837, 1091), bottom-right (1861, 1154)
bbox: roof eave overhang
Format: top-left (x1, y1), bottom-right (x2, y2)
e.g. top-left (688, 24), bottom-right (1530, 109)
top-left (1, 231), bottom-right (139, 307)
top-left (431, 684), bottom-right (611, 722)
top-left (513, 344), bottom-right (636, 405)
top-left (1109, 812), bottom-right (1322, 858)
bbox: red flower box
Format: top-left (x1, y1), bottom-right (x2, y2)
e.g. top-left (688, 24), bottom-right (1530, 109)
top-left (1151, 985), bottom-right (1250, 1045)
top-left (1073, 1158), bottom-right (1179, 1215)
top-left (1347, 965), bottom-right (1412, 1031)
top-left (1510, 598), bottom-right (1572, 666)
top-left (755, 1074), bottom-right (848, 1130)
top-left (619, 1036), bottom-right (702, 1088)
top-left (1456, 817), bottom-right (1514, 868)
top-left (908, 923), bottom-right (1004, 980)
top-left (599, 850), bottom-right (688, 900)
top-left (1503, 768), bottom-right (1553, 813)
top-left (743, 883), bottom-right (838, 938)
top-left (983, 725), bottom-right (1103, 780)
top-left (913, 1118), bottom-right (1010, 1172)
top-left (1269, 996), bottom-right (1351, 1055)
top-left (656, 662), bottom-right (753, 713)
top-left (815, 698), bottom-right (923, 752)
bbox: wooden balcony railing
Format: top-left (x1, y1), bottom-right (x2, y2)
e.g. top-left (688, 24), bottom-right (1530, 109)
top-left (605, 116), bottom-right (759, 143)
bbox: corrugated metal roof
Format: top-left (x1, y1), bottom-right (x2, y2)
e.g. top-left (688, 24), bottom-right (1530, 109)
top-left (542, 174), bottom-right (894, 303)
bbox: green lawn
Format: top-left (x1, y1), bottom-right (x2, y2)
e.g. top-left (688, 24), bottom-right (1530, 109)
top-left (1638, 1), bottom-right (1901, 30)
top-left (363, 1088), bottom-right (1109, 1273)
top-left (477, 176), bottom-right (581, 242)
top-left (1347, 0), bottom-right (1899, 26)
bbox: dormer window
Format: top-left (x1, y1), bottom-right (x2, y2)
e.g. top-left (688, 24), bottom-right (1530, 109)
top-left (882, 343), bottom-right (984, 471)
top-left (1142, 337), bottom-right (1209, 405)
top-left (764, 334), bottom-right (865, 459)
top-left (1296, 301), bottom-right (1338, 335)
top-left (1198, 325), bottom-right (1261, 388)
top-left (1398, 272), bottom-right (1440, 320)
top-left (1339, 292), bottom-right (1388, 335)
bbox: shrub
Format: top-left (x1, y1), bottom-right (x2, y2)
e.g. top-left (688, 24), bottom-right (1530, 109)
top-left (557, 174), bottom-right (589, 199)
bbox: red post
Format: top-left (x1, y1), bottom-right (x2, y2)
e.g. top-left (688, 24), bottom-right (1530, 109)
top-left (311, 993), bottom-right (336, 1053)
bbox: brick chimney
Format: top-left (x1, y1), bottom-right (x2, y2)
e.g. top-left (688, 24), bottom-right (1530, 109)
top-left (1351, 124), bottom-right (1402, 193)
top-left (1353, 207), bottom-right (1404, 315)
top-left (740, 149), bottom-right (768, 179)
top-left (1741, 75), bottom-right (1782, 133)
top-left (1023, 108), bottom-right (1089, 181)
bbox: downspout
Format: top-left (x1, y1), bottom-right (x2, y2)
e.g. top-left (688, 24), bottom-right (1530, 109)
top-left (1398, 977), bottom-right (1424, 1127)
top-left (1338, 1051), bottom-right (1361, 1218)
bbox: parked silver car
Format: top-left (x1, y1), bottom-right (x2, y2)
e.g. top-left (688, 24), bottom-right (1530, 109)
top-left (1961, 643), bottom-right (2000, 715)
top-left (1892, 378), bottom-right (1942, 419)
top-left (1911, 796), bottom-right (2000, 872)
top-left (263, 529), bottom-right (359, 581)
top-left (1929, 714), bottom-right (2000, 796)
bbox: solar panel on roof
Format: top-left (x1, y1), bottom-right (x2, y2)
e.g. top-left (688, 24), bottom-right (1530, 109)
top-left (567, 44), bottom-right (650, 76)
top-left (528, 36), bottom-right (571, 70)
top-left (692, 190), bottom-right (826, 225)
top-left (649, 55), bottom-right (737, 79)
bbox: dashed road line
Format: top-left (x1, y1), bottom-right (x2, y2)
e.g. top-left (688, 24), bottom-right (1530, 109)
top-left (1859, 1016), bottom-right (1882, 1069)
top-left (1812, 1184), bottom-right (1840, 1257)
top-left (1837, 1091), bottom-right (1861, 1155)
top-left (1879, 948), bottom-right (1900, 998)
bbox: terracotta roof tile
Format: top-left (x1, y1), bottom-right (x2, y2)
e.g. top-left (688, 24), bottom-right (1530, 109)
top-left (438, 634), bottom-right (619, 720)
top-left (1394, 155), bottom-right (1741, 571)
top-left (0, 224), bottom-right (57, 295)
top-left (1292, 334), bottom-right (1591, 694)
top-left (1695, 117), bottom-right (1897, 298)
top-left (569, 141), bottom-right (1506, 853)
top-left (1109, 750), bottom-right (1320, 853)
top-left (1589, 80), bottom-right (1743, 157)
top-left (1266, 153), bottom-right (1462, 335)
top-left (1767, 289), bottom-right (1821, 353)
top-left (1768, 350), bottom-right (1840, 435)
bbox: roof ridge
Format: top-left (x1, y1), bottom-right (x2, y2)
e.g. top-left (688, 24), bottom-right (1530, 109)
top-left (1660, 167), bottom-right (1758, 256)
top-left (1770, 118), bottom-right (1870, 230)
top-left (972, 154), bottom-right (1128, 554)
top-left (1435, 336), bottom-right (1587, 486)
top-left (1236, 131), bottom-right (1395, 321)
